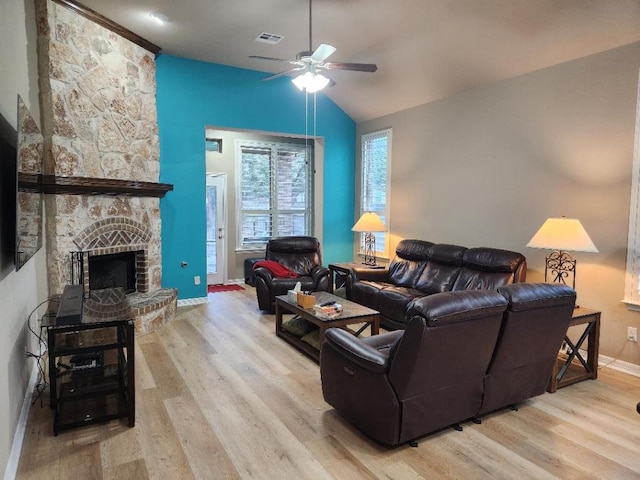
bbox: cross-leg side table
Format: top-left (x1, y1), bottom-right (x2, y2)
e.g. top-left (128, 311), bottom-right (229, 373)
top-left (547, 307), bottom-right (600, 393)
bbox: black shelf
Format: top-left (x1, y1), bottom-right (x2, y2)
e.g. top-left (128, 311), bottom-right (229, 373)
top-left (55, 393), bottom-right (128, 434)
top-left (45, 288), bottom-right (135, 435)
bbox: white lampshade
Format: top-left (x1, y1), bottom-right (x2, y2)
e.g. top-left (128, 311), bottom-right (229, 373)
top-left (527, 217), bottom-right (598, 253)
top-left (292, 72), bottom-right (330, 93)
top-left (352, 212), bottom-right (386, 233)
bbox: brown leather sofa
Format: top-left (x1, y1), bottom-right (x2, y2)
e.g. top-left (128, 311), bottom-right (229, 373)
top-left (320, 283), bottom-right (575, 446)
top-left (346, 239), bottom-right (527, 330)
top-left (254, 236), bottom-right (330, 313)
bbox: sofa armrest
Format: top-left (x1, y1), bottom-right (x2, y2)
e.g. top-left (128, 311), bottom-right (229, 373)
top-left (350, 266), bottom-right (390, 282)
top-left (323, 328), bottom-right (393, 374)
top-left (311, 265), bottom-right (330, 283)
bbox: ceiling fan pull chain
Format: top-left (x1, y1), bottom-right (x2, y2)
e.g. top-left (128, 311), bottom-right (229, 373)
top-left (305, 90), bottom-right (309, 147)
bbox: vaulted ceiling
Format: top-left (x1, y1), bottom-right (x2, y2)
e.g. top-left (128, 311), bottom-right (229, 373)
top-left (78, 0), bottom-right (640, 122)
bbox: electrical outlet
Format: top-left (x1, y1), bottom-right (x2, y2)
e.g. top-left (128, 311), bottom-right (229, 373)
top-left (194, 275), bottom-right (201, 285)
top-left (628, 326), bottom-right (638, 342)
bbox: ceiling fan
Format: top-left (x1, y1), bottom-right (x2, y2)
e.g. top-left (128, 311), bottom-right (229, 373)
top-left (250, 0), bottom-right (377, 91)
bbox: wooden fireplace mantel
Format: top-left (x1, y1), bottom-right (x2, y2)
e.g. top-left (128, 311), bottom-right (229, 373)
top-left (19, 174), bottom-right (174, 198)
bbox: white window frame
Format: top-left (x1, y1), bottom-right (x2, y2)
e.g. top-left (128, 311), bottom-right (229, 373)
top-left (358, 128), bottom-right (392, 259)
top-left (623, 69), bottom-right (640, 309)
top-left (235, 139), bottom-right (313, 251)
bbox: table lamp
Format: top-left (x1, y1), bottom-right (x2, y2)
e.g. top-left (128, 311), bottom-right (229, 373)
top-left (352, 212), bottom-right (386, 266)
top-left (526, 217), bottom-right (598, 290)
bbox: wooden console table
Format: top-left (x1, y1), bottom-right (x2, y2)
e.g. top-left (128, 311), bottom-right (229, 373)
top-left (547, 307), bottom-right (600, 393)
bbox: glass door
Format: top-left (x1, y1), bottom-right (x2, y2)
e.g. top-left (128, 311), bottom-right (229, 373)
top-left (206, 174), bottom-right (226, 285)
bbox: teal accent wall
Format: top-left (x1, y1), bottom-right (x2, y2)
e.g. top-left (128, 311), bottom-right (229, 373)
top-left (156, 55), bottom-right (356, 299)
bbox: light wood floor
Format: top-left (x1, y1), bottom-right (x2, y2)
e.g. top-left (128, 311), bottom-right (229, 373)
top-left (16, 286), bottom-right (640, 479)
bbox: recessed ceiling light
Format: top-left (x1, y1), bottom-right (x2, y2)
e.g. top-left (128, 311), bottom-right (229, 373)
top-left (149, 12), bottom-right (169, 24)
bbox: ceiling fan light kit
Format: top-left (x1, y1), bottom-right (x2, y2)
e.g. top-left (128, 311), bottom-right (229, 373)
top-left (292, 71), bottom-right (330, 93)
top-left (250, 0), bottom-right (377, 92)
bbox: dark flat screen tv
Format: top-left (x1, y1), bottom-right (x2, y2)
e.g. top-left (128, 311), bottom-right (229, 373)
top-left (0, 109), bottom-right (17, 277)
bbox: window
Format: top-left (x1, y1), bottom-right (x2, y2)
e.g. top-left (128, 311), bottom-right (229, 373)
top-left (623, 71), bottom-right (640, 309)
top-left (236, 140), bottom-right (313, 249)
top-left (359, 129), bottom-right (391, 258)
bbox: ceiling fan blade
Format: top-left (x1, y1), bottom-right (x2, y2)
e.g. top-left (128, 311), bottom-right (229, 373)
top-left (262, 67), bottom-right (304, 81)
top-left (250, 55), bottom-right (290, 62)
top-left (311, 43), bottom-right (336, 62)
top-left (324, 62), bottom-right (378, 72)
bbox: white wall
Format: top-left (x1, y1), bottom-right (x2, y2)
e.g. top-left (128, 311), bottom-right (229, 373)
top-left (0, 0), bottom-right (49, 477)
top-left (357, 41), bottom-right (640, 365)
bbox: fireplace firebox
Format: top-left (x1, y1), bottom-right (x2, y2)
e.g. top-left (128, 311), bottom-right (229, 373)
top-left (89, 252), bottom-right (138, 293)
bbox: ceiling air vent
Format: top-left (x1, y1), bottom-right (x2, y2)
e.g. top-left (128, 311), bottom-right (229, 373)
top-left (255, 32), bottom-right (284, 45)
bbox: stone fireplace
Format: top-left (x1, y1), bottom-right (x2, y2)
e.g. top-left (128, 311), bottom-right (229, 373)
top-left (36, 0), bottom-right (177, 335)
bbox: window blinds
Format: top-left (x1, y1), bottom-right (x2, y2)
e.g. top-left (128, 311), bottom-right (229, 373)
top-left (361, 129), bottom-right (391, 254)
top-left (238, 141), bottom-right (312, 247)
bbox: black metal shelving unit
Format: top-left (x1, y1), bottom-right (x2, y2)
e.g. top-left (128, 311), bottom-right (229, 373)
top-left (44, 290), bottom-right (135, 435)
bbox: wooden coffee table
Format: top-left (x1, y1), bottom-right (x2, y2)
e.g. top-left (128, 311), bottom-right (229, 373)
top-left (275, 291), bottom-right (380, 362)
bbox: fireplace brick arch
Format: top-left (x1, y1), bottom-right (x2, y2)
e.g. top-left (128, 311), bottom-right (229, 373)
top-left (74, 217), bottom-right (153, 293)
top-left (74, 217), bottom-right (152, 252)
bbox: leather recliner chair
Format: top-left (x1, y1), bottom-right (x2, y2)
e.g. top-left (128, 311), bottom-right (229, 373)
top-left (254, 236), bottom-right (330, 313)
top-left (320, 289), bottom-right (508, 446)
top-left (320, 283), bottom-right (575, 446)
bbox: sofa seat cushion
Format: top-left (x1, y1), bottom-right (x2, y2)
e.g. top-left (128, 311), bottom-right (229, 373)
top-left (349, 280), bottom-right (394, 311)
top-left (378, 286), bottom-right (425, 324)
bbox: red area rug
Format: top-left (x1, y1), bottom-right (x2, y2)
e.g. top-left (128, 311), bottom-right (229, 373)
top-left (208, 284), bottom-right (245, 293)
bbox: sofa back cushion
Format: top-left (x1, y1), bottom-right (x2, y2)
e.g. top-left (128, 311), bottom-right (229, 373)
top-left (388, 239), bottom-right (433, 287)
top-left (266, 236), bottom-right (322, 275)
top-left (414, 244), bottom-right (467, 294)
top-left (388, 290), bottom-right (507, 440)
top-left (478, 283), bottom-right (575, 415)
top-left (392, 290), bottom-right (507, 398)
top-left (491, 283), bottom-right (576, 372)
top-left (452, 247), bottom-right (526, 291)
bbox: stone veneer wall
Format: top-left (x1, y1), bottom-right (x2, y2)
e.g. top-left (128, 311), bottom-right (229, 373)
top-left (37, 0), bottom-right (161, 295)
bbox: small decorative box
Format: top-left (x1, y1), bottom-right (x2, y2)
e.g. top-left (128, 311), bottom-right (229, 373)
top-left (297, 292), bottom-right (316, 308)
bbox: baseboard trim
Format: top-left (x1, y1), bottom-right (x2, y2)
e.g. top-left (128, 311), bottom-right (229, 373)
top-left (177, 297), bottom-right (208, 307)
top-left (4, 359), bottom-right (38, 480)
top-left (599, 353), bottom-right (640, 377)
